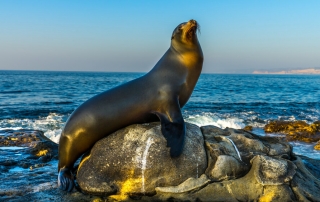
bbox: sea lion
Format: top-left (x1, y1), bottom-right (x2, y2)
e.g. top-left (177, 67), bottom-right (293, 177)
top-left (58, 19), bottom-right (203, 192)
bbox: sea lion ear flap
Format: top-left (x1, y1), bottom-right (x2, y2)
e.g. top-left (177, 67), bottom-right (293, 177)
top-left (171, 36), bottom-right (174, 40)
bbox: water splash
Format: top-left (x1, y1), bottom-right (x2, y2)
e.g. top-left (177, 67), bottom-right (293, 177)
top-left (186, 114), bottom-right (245, 129)
top-left (0, 113), bottom-right (66, 143)
top-left (141, 137), bottom-right (154, 193)
top-left (225, 137), bottom-right (242, 161)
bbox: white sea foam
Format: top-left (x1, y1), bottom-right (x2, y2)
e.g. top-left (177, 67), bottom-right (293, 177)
top-left (0, 113), bottom-right (66, 143)
top-left (186, 114), bottom-right (245, 129)
top-left (1, 111), bottom-right (319, 161)
top-left (291, 142), bottom-right (320, 160)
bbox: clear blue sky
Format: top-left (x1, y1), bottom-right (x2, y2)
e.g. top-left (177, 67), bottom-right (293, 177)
top-left (1, 0), bottom-right (319, 73)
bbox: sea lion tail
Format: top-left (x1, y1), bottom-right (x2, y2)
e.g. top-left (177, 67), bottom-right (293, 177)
top-left (58, 167), bottom-right (74, 192)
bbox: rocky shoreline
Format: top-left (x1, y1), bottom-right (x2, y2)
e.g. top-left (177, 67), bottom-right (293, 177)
top-left (1, 122), bottom-right (320, 201)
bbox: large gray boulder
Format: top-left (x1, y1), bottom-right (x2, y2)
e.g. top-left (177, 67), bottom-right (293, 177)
top-left (75, 123), bottom-right (320, 202)
top-left (77, 122), bottom-right (207, 196)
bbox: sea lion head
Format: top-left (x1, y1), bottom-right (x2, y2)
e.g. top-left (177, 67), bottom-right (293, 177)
top-left (171, 19), bottom-right (200, 49)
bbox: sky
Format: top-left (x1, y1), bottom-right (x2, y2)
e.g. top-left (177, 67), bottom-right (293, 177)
top-left (0, 1), bottom-right (320, 73)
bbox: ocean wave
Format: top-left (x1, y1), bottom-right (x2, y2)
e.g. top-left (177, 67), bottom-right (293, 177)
top-left (185, 114), bottom-right (245, 129)
top-left (291, 142), bottom-right (320, 160)
top-left (0, 113), bottom-right (67, 143)
top-left (0, 111), bottom-right (319, 158)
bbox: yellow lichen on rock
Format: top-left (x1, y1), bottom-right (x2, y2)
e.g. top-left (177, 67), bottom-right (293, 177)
top-left (36, 149), bottom-right (48, 157)
top-left (109, 169), bottom-right (141, 201)
top-left (77, 154), bottom-right (91, 172)
top-left (259, 190), bottom-right (275, 202)
top-left (243, 125), bottom-right (253, 131)
top-left (264, 120), bottom-right (320, 143)
top-left (119, 177), bottom-right (142, 195)
top-left (314, 141), bottom-right (320, 150)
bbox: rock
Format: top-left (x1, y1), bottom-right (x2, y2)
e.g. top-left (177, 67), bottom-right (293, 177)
top-left (291, 156), bottom-right (320, 202)
top-left (264, 120), bottom-right (320, 143)
top-left (155, 174), bottom-right (210, 194)
top-left (200, 125), bottom-right (231, 138)
top-left (0, 130), bottom-right (58, 171)
top-left (147, 154), bottom-right (297, 202)
top-left (298, 155), bottom-right (320, 180)
top-left (224, 128), bottom-right (269, 163)
top-left (77, 122), bottom-right (207, 196)
top-left (201, 126), bottom-right (250, 181)
top-left (251, 155), bottom-right (296, 185)
top-left (2, 124), bottom-right (320, 201)
top-left (201, 126), bottom-right (251, 181)
top-left (0, 129), bottom-right (60, 202)
top-left (207, 155), bottom-right (249, 181)
top-left (243, 125), bottom-right (253, 131)
top-left (256, 135), bottom-right (292, 158)
top-left (0, 129), bottom-right (53, 147)
top-left (28, 141), bottom-right (59, 161)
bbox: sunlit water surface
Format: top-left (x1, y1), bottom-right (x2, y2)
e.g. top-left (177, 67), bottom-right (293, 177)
top-left (1, 71), bottom-right (319, 159)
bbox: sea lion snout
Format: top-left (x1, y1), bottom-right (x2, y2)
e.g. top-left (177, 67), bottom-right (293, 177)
top-left (189, 19), bottom-right (197, 26)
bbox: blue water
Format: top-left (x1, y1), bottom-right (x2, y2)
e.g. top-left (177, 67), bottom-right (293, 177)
top-left (1, 70), bottom-right (320, 158)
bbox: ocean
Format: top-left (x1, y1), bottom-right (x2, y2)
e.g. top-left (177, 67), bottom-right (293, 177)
top-left (1, 70), bottom-right (320, 159)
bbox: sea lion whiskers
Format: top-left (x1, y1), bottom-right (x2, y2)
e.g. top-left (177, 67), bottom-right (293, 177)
top-left (185, 21), bottom-right (200, 41)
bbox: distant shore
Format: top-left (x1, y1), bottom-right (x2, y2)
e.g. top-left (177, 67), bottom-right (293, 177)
top-left (252, 68), bottom-right (320, 74)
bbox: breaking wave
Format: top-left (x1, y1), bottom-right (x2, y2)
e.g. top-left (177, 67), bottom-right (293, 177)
top-left (0, 113), bottom-right (67, 143)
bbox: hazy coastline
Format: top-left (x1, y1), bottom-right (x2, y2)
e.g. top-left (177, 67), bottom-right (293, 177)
top-left (253, 68), bottom-right (320, 74)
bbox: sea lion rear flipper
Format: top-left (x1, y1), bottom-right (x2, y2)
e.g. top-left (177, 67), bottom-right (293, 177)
top-left (154, 99), bottom-right (186, 157)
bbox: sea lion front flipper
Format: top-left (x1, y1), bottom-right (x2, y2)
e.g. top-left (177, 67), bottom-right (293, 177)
top-left (58, 167), bottom-right (74, 192)
top-left (154, 99), bottom-right (186, 157)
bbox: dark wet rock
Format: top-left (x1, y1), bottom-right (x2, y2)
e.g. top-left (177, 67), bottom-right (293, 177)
top-left (200, 125), bottom-right (230, 139)
top-left (77, 122), bottom-right (207, 196)
top-left (298, 155), bottom-right (320, 179)
top-left (0, 129), bottom-right (60, 201)
top-left (0, 129), bottom-right (52, 147)
top-left (265, 120), bottom-right (320, 143)
top-left (291, 156), bottom-right (320, 202)
top-left (28, 140), bottom-right (59, 161)
top-left (0, 130), bottom-right (58, 172)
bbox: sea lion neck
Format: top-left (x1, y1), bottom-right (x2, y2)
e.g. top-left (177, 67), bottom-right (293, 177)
top-left (170, 42), bottom-right (203, 70)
